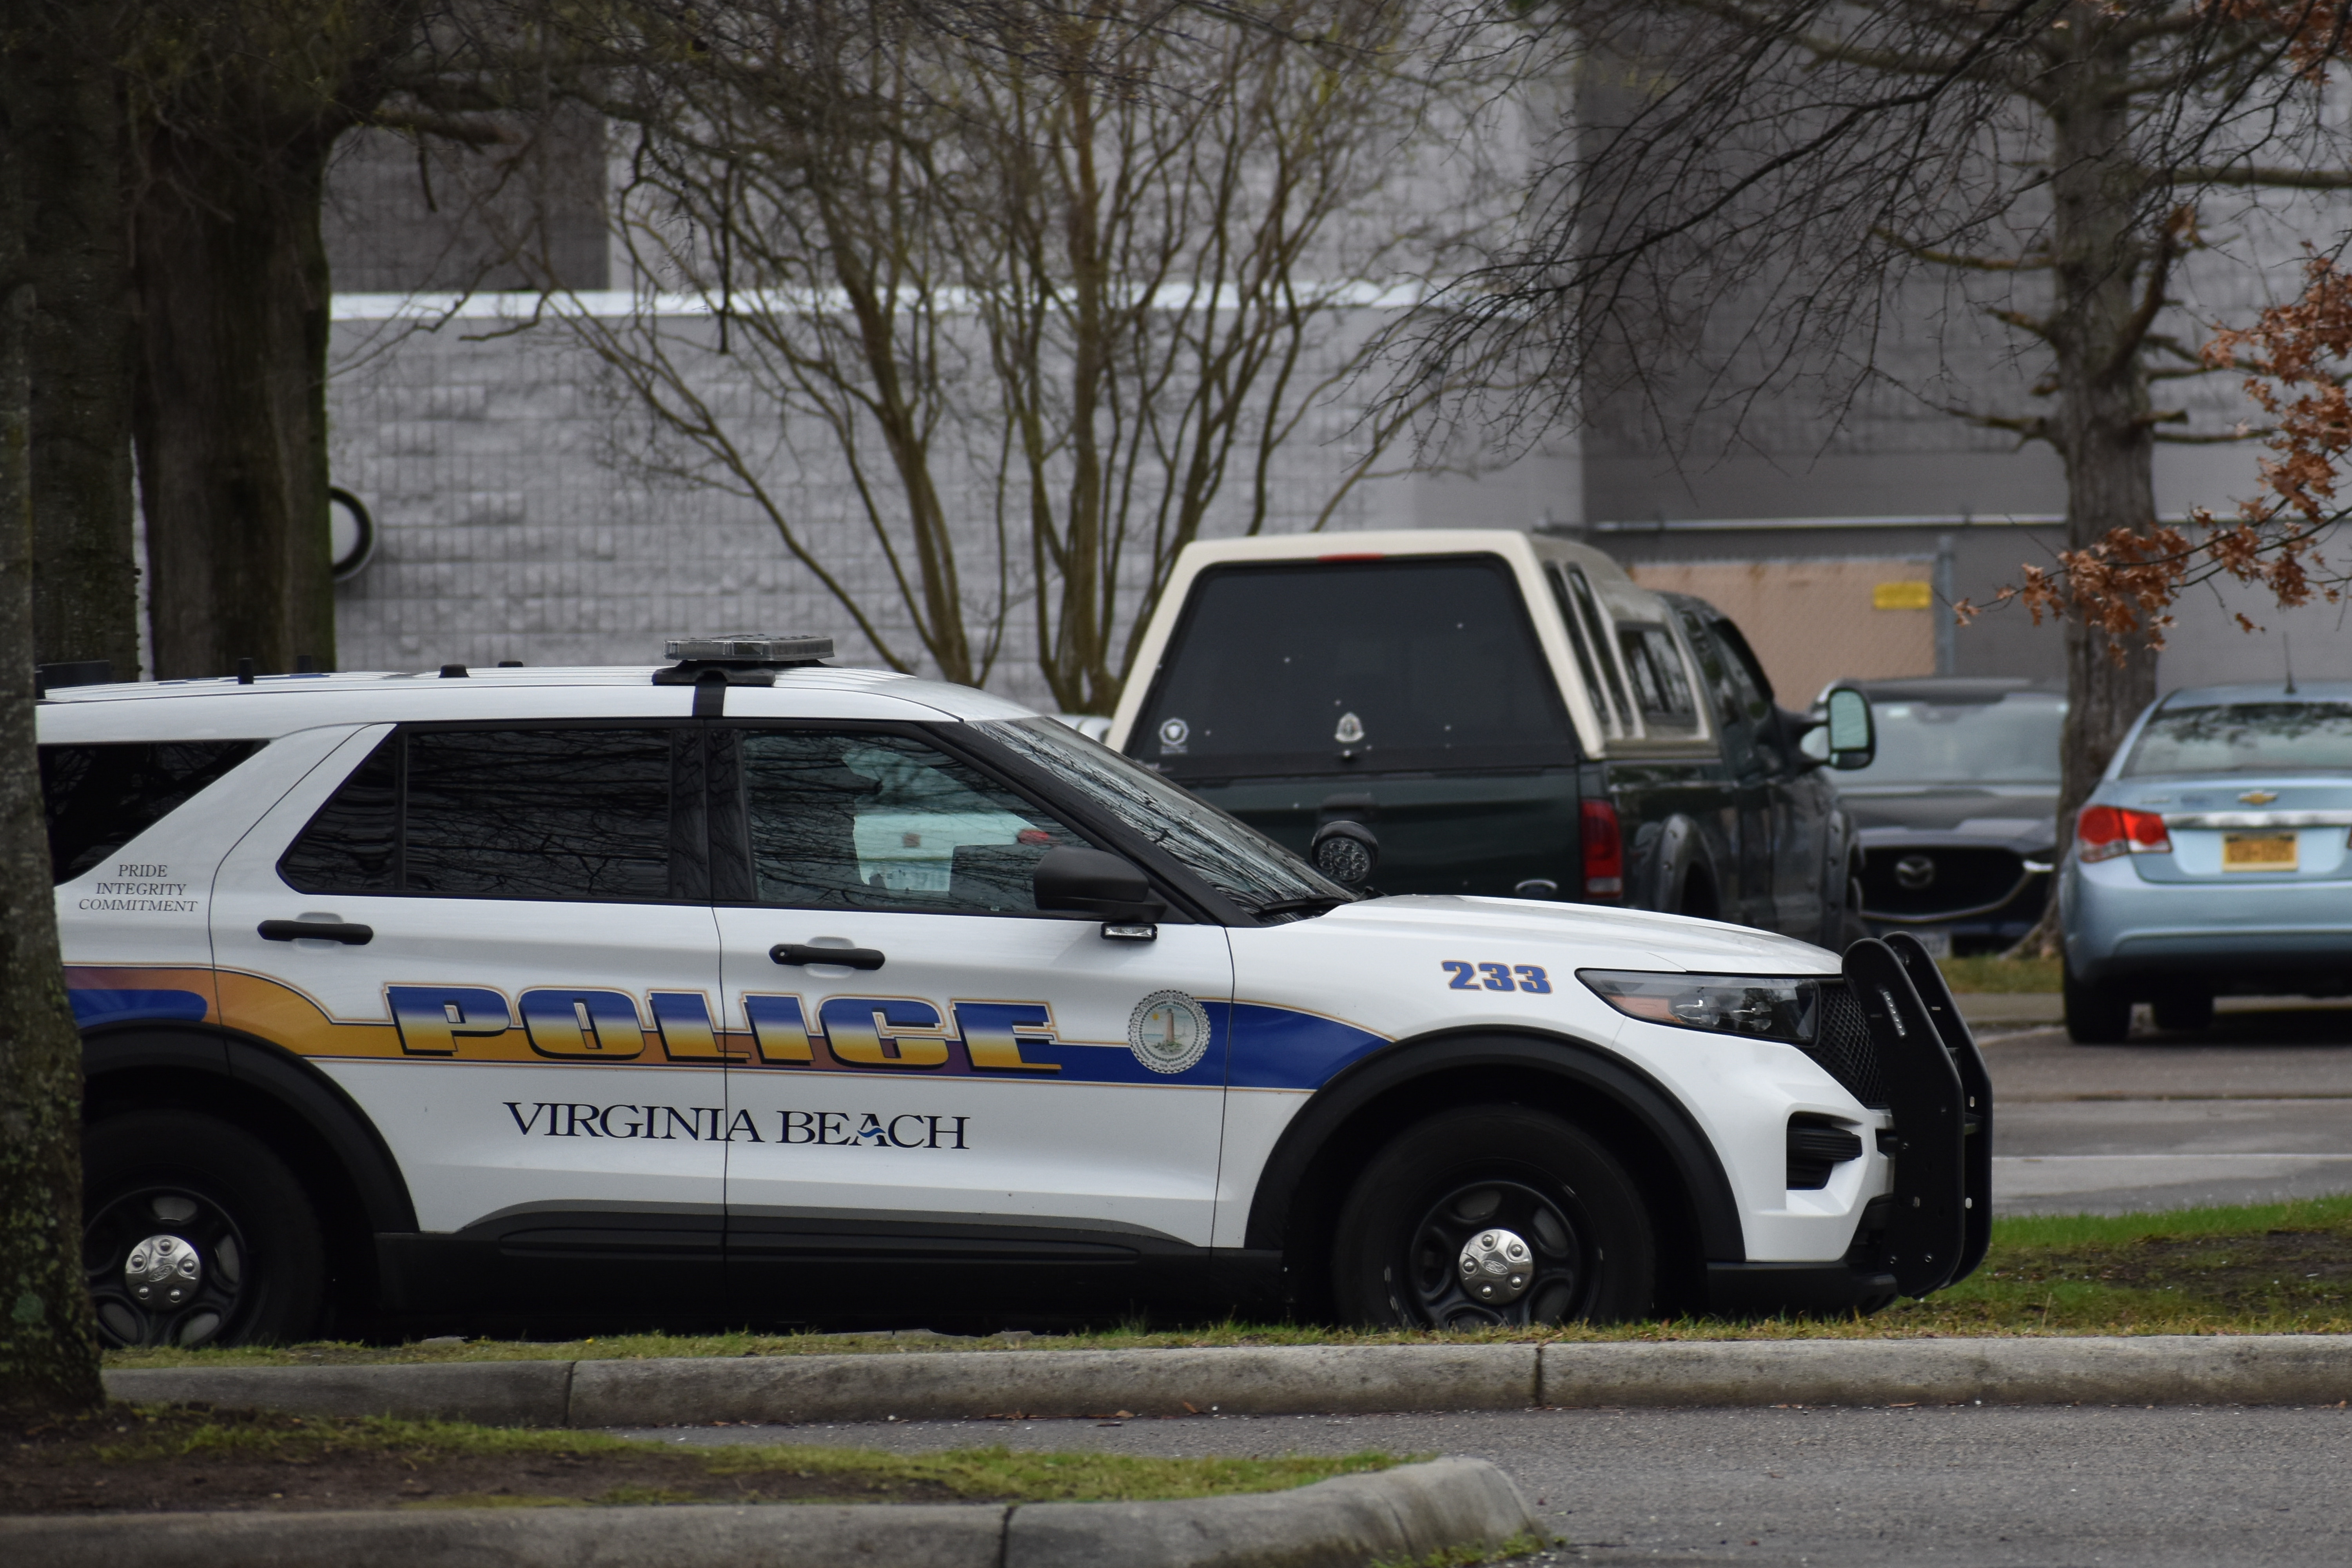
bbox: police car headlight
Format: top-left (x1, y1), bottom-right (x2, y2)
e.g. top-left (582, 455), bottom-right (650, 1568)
top-left (1578, 970), bottom-right (1819, 1045)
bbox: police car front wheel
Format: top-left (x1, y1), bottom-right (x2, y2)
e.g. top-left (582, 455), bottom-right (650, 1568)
top-left (82, 1111), bottom-right (326, 1348)
top-left (1331, 1106), bottom-right (1655, 1328)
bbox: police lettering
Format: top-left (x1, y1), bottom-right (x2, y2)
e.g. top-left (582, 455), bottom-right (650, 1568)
top-left (503, 1100), bottom-right (967, 1149)
top-left (391, 987), bottom-right (1064, 1073)
top-left (83, 862), bottom-right (197, 909)
top-left (778, 1110), bottom-right (969, 1149)
top-left (502, 1101), bottom-right (752, 1141)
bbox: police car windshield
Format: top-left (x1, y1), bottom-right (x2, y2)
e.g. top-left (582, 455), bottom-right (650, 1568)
top-left (980, 717), bottom-right (1355, 915)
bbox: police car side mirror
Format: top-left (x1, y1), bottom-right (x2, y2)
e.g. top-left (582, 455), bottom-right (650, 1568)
top-left (1034, 846), bottom-right (1164, 936)
top-left (1310, 820), bottom-right (1378, 887)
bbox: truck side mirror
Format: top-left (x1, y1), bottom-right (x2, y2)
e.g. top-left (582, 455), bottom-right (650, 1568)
top-left (1310, 820), bottom-right (1379, 886)
top-left (1824, 686), bottom-right (1876, 771)
top-left (1034, 846), bottom-right (1164, 932)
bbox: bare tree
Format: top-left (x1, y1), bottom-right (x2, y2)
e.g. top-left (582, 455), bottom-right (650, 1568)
top-left (1410, 0), bottom-right (2352, 904)
top-left (563, 0), bottom-right (1487, 708)
top-left (0, 34), bottom-right (104, 1419)
top-left (123, 0), bottom-right (448, 679)
top-left (0, 1), bottom-right (613, 683)
top-left (1970, 245), bottom-right (2352, 641)
top-left (19, 3), bottom-right (139, 678)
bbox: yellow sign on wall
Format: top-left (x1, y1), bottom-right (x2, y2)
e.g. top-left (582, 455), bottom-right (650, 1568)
top-left (1873, 580), bottom-right (1933, 611)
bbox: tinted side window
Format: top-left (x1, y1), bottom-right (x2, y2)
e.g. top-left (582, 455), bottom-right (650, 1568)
top-left (281, 728), bottom-right (675, 900)
top-left (278, 735), bottom-right (398, 893)
top-left (732, 730), bottom-right (1083, 913)
top-left (1675, 606), bottom-right (1737, 727)
top-left (1546, 564), bottom-right (1618, 734)
top-left (1131, 556), bottom-right (1577, 777)
top-left (1710, 616), bottom-right (1778, 709)
top-left (40, 740), bottom-right (263, 883)
top-left (1678, 608), bottom-right (1767, 729)
top-left (1565, 568), bottom-right (1635, 727)
top-left (1616, 625), bottom-right (1698, 727)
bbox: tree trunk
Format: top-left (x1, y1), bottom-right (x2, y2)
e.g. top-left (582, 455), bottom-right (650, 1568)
top-left (132, 129), bottom-right (336, 679)
top-left (0, 70), bottom-right (107, 1421)
top-left (23, 18), bottom-right (139, 677)
top-left (2044, 11), bottom-right (2161, 917)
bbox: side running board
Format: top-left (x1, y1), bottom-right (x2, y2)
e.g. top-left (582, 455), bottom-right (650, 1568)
top-left (1840, 936), bottom-right (1987, 1297)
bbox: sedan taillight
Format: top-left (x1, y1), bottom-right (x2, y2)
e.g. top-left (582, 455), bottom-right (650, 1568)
top-left (2078, 804), bottom-right (2171, 862)
top-left (1581, 799), bottom-right (1624, 898)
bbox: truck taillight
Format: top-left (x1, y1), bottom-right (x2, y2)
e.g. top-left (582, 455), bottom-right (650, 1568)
top-left (2077, 804), bottom-right (2171, 862)
top-left (1581, 799), bottom-right (1624, 898)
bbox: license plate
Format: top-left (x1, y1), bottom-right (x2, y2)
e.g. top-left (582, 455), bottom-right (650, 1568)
top-left (2223, 833), bottom-right (2298, 872)
top-left (1908, 927), bottom-right (1952, 959)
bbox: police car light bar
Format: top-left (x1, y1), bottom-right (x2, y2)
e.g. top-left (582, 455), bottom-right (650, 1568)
top-left (663, 634), bottom-right (834, 664)
top-left (653, 634), bottom-right (834, 695)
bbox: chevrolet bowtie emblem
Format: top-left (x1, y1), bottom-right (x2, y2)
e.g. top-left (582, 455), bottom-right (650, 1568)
top-left (2240, 790), bottom-right (2279, 805)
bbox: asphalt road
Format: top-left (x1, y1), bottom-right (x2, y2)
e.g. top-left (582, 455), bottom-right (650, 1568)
top-left (1965, 997), bottom-right (2352, 1214)
top-left (608, 998), bottom-right (2352, 1566)
top-left (628, 1405), bottom-right (2352, 1566)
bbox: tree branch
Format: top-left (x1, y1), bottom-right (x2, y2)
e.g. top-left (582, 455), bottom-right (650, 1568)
top-left (1871, 225), bottom-right (2050, 271)
top-left (2169, 163), bottom-right (2352, 190)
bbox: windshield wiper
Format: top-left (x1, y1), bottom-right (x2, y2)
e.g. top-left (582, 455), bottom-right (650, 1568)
top-left (1250, 895), bottom-right (1352, 918)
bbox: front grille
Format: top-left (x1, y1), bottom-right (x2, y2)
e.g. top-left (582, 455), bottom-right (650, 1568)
top-left (1805, 983), bottom-right (1889, 1108)
top-left (1859, 846), bottom-right (2029, 920)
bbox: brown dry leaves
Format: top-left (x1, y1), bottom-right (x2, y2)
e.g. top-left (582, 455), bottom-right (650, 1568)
top-left (1960, 248), bottom-right (2352, 658)
top-left (1958, 5), bottom-right (2352, 655)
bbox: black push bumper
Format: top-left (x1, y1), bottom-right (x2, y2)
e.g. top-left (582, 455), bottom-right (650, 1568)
top-left (1843, 933), bottom-right (1992, 1297)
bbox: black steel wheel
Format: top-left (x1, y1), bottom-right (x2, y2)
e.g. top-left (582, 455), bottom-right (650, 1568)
top-left (83, 1112), bottom-right (324, 1348)
top-left (1331, 1106), bottom-right (1653, 1328)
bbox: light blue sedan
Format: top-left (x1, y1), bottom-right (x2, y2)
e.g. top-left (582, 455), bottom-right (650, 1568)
top-left (2062, 681), bottom-right (2352, 1042)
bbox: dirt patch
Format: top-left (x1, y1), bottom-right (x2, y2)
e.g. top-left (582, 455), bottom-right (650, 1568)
top-left (1986, 1229), bottom-right (2352, 1315)
top-left (3, 1406), bottom-right (965, 1516)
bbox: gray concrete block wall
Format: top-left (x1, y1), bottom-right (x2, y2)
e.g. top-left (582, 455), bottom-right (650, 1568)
top-left (324, 303), bottom-right (1526, 709)
top-left (332, 315), bottom-right (797, 678)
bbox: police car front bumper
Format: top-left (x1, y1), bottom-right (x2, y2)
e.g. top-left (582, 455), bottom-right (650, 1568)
top-left (1703, 936), bottom-right (1989, 1316)
top-left (1844, 935), bottom-right (1989, 1299)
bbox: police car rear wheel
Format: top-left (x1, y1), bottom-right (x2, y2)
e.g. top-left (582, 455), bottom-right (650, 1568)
top-left (1331, 1106), bottom-right (1654, 1328)
top-left (83, 1112), bottom-right (325, 1349)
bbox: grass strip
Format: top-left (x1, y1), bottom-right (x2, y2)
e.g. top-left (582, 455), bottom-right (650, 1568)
top-left (103, 1196), bottom-right (2352, 1369)
top-left (79, 1406), bottom-right (1396, 1504)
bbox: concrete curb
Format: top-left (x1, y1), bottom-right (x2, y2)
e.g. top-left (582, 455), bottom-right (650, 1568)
top-left (1537, 1334), bottom-right (2352, 1408)
top-left (102, 1336), bottom-right (2352, 1425)
top-left (0, 1457), bottom-right (1536, 1568)
top-left (568, 1344), bottom-right (1536, 1425)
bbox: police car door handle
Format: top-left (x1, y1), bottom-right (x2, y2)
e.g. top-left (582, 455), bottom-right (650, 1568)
top-left (257, 919), bottom-right (374, 945)
top-left (771, 943), bottom-right (885, 971)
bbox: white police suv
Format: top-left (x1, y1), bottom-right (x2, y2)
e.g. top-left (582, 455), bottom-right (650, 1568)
top-left (44, 638), bottom-right (1987, 1347)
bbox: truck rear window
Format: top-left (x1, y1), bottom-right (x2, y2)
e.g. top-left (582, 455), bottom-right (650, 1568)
top-left (1129, 556), bottom-right (1576, 778)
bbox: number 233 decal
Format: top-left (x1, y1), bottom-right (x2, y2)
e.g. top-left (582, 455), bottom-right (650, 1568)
top-left (1441, 960), bottom-right (1551, 993)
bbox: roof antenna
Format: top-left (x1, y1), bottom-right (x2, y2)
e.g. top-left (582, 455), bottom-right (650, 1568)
top-left (2285, 632), bottom-right (2298, 696)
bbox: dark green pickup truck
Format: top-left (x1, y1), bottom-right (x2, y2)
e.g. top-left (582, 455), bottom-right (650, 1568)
top-left (1105, 530), bottom-right (1874, 947)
